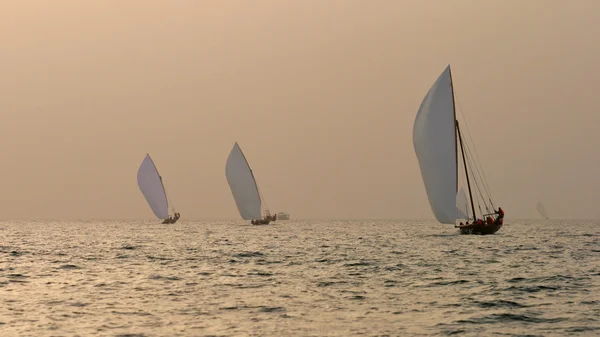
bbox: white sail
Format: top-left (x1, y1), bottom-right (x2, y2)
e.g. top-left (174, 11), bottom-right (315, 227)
top-left (225, 143), bottom-right (262, 220)
top-left (137, 154), bottom-right (170, 219)
top-left (413, 65), bottom-right (457, 224)
top-left (536, 201), bottom-right (550, 220)
top-left (456, 188), bottom-right (469, 219)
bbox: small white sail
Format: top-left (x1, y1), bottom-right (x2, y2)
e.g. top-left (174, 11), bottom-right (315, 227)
top-left (137, 154), bottom-right (170, 220)
top-left (413, 65), bottom-right (457, 224)
top-left (225, 143), bottom-right (262, 220)
top-left (536, 201), bottom-right (550, 220)
top-left (456, 188), bottom-right (469, 219)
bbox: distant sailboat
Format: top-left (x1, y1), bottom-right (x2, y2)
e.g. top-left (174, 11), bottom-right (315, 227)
top-left (536, 201), bottom-right (550, 220)
top-left (225, 143), bottom-right (276, 225)
top-left (413, 65), bottom-right (505, 235)
top-left (277, 212), bottom-right (290, 220)
top-left (137, 154), bottom-right (180, 224)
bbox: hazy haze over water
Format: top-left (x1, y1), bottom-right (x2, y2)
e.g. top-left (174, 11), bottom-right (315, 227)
top-left (1, 1), bottom-right (600, 220)
top-left (2, 2), bottom-right (600, 336)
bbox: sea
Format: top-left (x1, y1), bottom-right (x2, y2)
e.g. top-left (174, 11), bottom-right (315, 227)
top-left (1, 220), bottom-right (598, 337)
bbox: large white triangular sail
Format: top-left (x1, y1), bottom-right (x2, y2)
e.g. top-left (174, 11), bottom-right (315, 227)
top-left (137, 154), bottom-right (170, 220)
top-left (413, 65), bottom-right (458, 224)
top-left (225, 143), bottom-right (262, 220)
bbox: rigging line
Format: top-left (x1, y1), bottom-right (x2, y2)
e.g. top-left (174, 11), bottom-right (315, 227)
top-left (463, 142), bottom-right (483, 199)
top-left (163, 185), bottom-right (176, 213)
top-left (466, 131), bottom-right (495, 206)
top-left (455, 96), bottom-right (488, 184)
top-left (255, 179), bottom-right (270, 213)
top-left (466, 147), bottom-right (491, 207)
top-left (471, 168), bottom-right (491, 213)
top-left (471, 158), bottom-right (494, 210)
top-left (454, 95), bottom-right (495, 200)
top-left (461, 119), bottom-right (493, 202)
top-left (459, 144), bottom-right (484, 220)
top-left (465, 149), bottom-right (490, 213)
top-left (159, 174), bottom-right (175, 214)
top-left (463, 133), bottom-right (494, 206)
top-left (471, 174), bottom-right (486, 214)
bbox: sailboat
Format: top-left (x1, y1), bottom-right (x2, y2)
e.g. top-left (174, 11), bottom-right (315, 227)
top-left (413, 65), bottom-right (504, 235)
top-left (536, 201), bottom-right (550, 220)
top-left (277, 212), bottom-right (291, 220)
top-left (137, 154), bottom-right (180, 224)
top-left (225, 142), bottom-right (276, 225)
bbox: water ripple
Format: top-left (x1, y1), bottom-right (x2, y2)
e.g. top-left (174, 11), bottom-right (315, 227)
top-left (0, 219), bottom-right (597, 336)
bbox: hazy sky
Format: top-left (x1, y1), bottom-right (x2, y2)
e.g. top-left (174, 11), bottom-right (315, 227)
top-left (1, 1), bottom-right (599, 220)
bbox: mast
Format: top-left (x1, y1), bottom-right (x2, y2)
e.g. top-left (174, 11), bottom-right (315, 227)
top-left (456, 121), bottom-right (477, 220)
top-left (449, 67), bottom-right (458, 193)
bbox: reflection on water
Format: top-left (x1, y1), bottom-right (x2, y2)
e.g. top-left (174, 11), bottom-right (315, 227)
top-left (0, 219), bottom-right (598, 336)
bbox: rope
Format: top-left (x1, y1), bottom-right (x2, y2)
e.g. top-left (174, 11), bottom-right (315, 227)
top-left (458, 124), bottom-right (485, 218)
top-left (454, 95), bottom-right (496, 207)
top-left (163, 184), bottom-right (176, 215)
top-left (457, 121), bottom-right (495, 219)
top-left (465, 138), bottom-right (493, 209)
top-left (255, 178), bottom-right (270, 216)
top-left (467, 146), bottom-right (492, 215)
top-left (465, 141), bottom-right (489, 209)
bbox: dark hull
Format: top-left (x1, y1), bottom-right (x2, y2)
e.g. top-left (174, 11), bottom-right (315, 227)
top-left (459, 223), bottom-right (503, 235)
top-left (162, 218), bottom-right (179, 224)
top-left (251, 219), bottom-right (271, 225)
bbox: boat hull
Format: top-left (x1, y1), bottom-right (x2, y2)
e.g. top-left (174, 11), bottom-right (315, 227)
top-left (459, 223), bottom-right (502, 235)
top-left (251, 219), bottom-right (271, 225)
top-left (162, 218), bottom-right (179, 224)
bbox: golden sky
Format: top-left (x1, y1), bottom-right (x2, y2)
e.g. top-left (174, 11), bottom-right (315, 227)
top-left (1, 1), bottom-right (599, 220)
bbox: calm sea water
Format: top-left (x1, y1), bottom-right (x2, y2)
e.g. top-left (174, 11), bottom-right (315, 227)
top-left (1, 220), bottom-right (598, 336)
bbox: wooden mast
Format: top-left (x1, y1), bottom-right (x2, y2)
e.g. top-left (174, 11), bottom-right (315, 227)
top-left (456, 121), bottom-right (477, 221)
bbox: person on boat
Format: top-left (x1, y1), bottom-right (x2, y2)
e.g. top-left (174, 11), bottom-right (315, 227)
top-left (486, 216), bottom-right (494, 225)
top-left (476, 219), bottom-right (483, 226)
top-left (495, 207), bottom-right (504, 219)
top-left (457, 221), bottom-right (473, 228)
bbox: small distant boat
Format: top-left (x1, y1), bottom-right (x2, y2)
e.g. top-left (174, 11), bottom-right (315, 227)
top-left (277, 212), bottom-right (290, 220)
top-left (413, 65), bottom-right (505, 235)
top-left (536, 201), bottom-right (550, 220)
top-left (225, 143), bottom-right (277, 225)
top-left (137, 154), bottom-right (180, 224)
